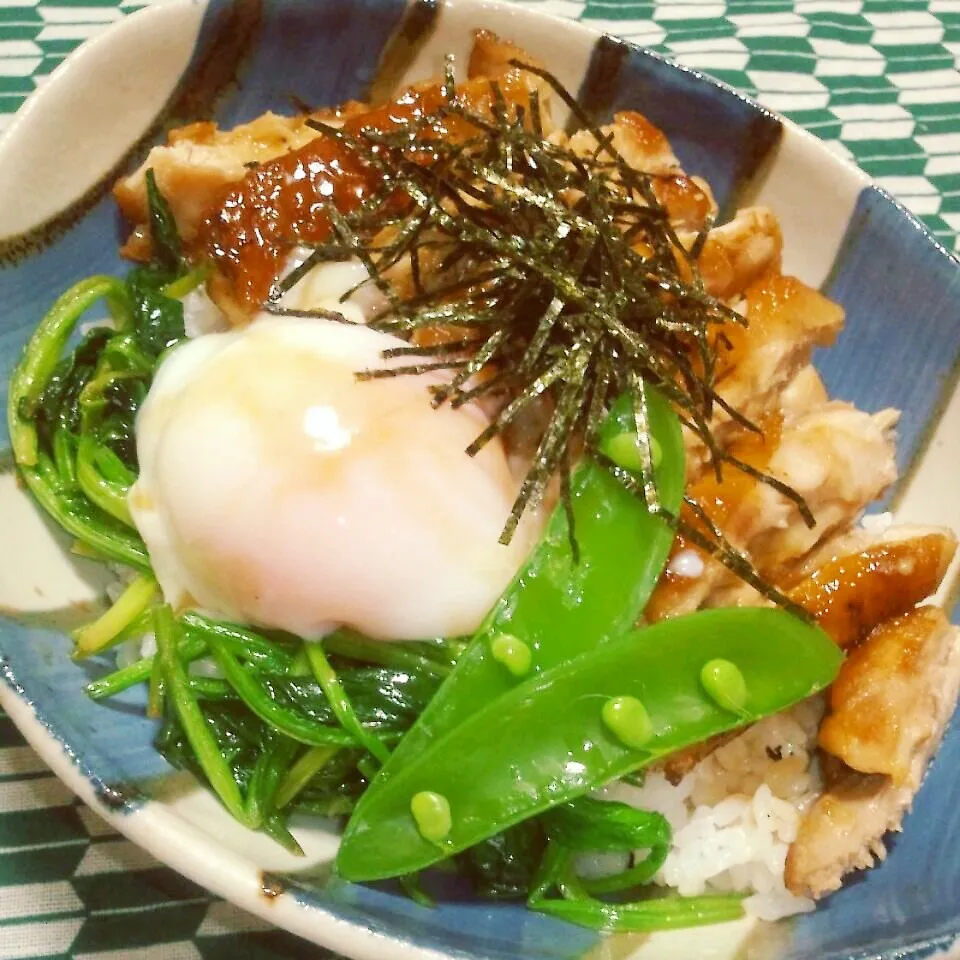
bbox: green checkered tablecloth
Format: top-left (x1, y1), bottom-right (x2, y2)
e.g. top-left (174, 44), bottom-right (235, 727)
top-left (2, 0), bottom-right (959, 957)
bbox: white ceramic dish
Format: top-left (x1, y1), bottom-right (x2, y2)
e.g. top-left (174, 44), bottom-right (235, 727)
top-left (1, 2), bottom-right (959, 959)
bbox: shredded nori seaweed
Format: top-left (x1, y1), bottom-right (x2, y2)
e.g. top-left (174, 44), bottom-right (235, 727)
top-left (273, 60), bottom-right (813, 612)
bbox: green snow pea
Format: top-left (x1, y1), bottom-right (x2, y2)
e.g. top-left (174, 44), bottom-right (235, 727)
top-left (336, 607), bottom-right (842, 880)
top-left (368, 388), bottom-right (684, 787)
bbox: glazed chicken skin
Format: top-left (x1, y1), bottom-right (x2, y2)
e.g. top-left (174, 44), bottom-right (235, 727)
top-left (820, 607), bottom-right (956, 782)
top-left (111, 30), bottom-right (959, 908)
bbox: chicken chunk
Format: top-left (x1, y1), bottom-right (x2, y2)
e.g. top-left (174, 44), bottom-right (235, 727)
top-left (567, 111), bottom-right (717, 231)
top-left (659, 535), bottom-right (955, 782)
top-left (115, 30), bottom-right (554, 313)
top-left (713, 273), bottom-right (844, 437)
top-left (749, 404), bottom-right (897, 572)
top-left (468, 30), bottom-right (546, 90)
top-left (692, 206), bottom-right (784, 301)
top-left (567, 110), bottom-right (679, 177)
top-left (785, 768), bottom-right (896, 900)
top-left (789, 532), bottom-right (957, 649)
top-left (786, 608), bottom-right (960, 899)
top-left (114, 112), bottom-right (325, 253)
top-left (820, 608), bottom-right (956, 782)
top-left (679, 274), bottom-right (844, 482)
top-left (778, 365), bottom-right (828, 421)
top-left (710, 525), bottom-right (956, 624)
top-left (648, 402), bottom-right (897, 620)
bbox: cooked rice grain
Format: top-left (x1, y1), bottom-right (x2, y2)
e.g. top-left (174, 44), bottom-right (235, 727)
top-left (600, 702), bottom-right (824, 921)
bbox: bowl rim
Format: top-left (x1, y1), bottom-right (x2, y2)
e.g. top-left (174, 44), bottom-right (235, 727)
top-left (1, 2), bottom-right (959, 960)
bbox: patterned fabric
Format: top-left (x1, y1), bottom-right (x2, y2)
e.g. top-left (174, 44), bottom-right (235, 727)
top-left (1, 0), bottom-right (958, 956)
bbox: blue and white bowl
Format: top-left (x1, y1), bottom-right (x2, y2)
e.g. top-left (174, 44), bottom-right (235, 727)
top-left (1, 2), bottom-right (959, 958)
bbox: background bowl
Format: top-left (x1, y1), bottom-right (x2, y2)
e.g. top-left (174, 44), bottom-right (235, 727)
top-left (1, 1), bottom-right (960, 958)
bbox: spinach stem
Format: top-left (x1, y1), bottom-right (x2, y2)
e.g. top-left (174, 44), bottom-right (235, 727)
top-left (85, 632), bottom-right (207, 700)
top-left (580, 850), bottom-right (667, 895)
top-left (275, 745), bottom-right (339, 809)
top-left (187, 676), bottom-right (233, 699)
top-left (305, 641), bottom-right (391, 763)
top-left (52, 429), bottom-right (76, 486)
top-left (324, 630), bottom-right (451, 679)
top-left (7, 275), bottom-right (127, 467)
top-left (72, 574), bottom-right (157, 658)
top-left (75, 435), bottom-right (134, 527)
top-left (532, 892), bottom-right (746, 932)
top-left (262, 814), bottom-right (304, 856)
top-left (207, 634), bottom-right (356, 747)
top-left (181, 613), bottom-right (296, 672)
top-left (18, 455), bottom-right (151, 570)
top-left (162, 265), bottom-right (210, 300)
top-left (529, 841), bottom-right (744, 931)
top-left (154, 604), bottom-right (251, 826)
top-left (245, 733), bottom-right (299, 829)
top-left (147, 651), bottom-right (165, 718)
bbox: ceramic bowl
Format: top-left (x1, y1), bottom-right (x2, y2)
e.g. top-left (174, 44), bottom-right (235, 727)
top-left (1, 1), bottom-right (959, 958)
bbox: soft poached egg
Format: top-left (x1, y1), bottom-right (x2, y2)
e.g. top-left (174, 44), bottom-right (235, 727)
top-left (130, 315), bottom-right (536, 640)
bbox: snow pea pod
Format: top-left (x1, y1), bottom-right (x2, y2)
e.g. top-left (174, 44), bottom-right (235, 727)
top-left (336, 607), bottom-right (842, 881)
top-left (371, 388), bottom-right (684, 785)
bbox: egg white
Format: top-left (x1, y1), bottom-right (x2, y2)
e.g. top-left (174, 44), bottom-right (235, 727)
top-left (278, 254), bottom-right (387, 324)
top-left (130, 315), bottom-right (536, 640)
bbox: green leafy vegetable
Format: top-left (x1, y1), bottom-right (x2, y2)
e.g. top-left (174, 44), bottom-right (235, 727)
top-left (542, 798), bottom-right (669, 858)
top-left (533, 883), bottom-right (746, 933)
top-left (206, 634), bottom-right (439, 748)
top-left (72, 573), bottom-right (157, 657)
top-left (274, 745), bottom-right (340, 810)
top-left (6, 177), bottom-right (189, 570)
top-left (126, 266), bottom-right (187, 356)
top-left (154, 604), bottom-right (252, 826)
top-left (86, 630), bottom-right (207, 700)
top-left (458, 820), bottom-right (547, 900)
top-left (305, 641), bottom-right (391, 763)
top-left (7, 278), bottom-right (151, 568)
top-left (145, 167), bottom-right (183, 274)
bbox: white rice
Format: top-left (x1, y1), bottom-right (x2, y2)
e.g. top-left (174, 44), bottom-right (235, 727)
top-left (594, 699), bottom-right (824, 922)
top-left (666, 549), bottom-right (706, 579)
top-left (277, 250), bottom-right (387, 324)
top-left (860, 510), bottom-right (894, 535)
top-left (188, 655), bottom-right (223, 679)
top-left (182, 286), bottom-right (228, 338)
top-left (113, 632), bottom-right (155, 670)
top-left (79, 317), bottom-right (117, 336)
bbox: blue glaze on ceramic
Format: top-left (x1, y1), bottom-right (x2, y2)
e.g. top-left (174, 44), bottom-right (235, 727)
top-left (576, 34), bottom-right (782, 217)
top-left (818, 186), bottom-right (960, 503)
top-left (0, 620), bottom-right (168, 802)
top-left (198, 0), bottom-right (413, 126)
top-left (2, 2), bottom-right (960, 959)
top-left (282, 878), bottom-right (598, 960)
top-left (0, 200), bottom-right (129, 455)
top-left (0, 0), bottom-right (414, 439)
